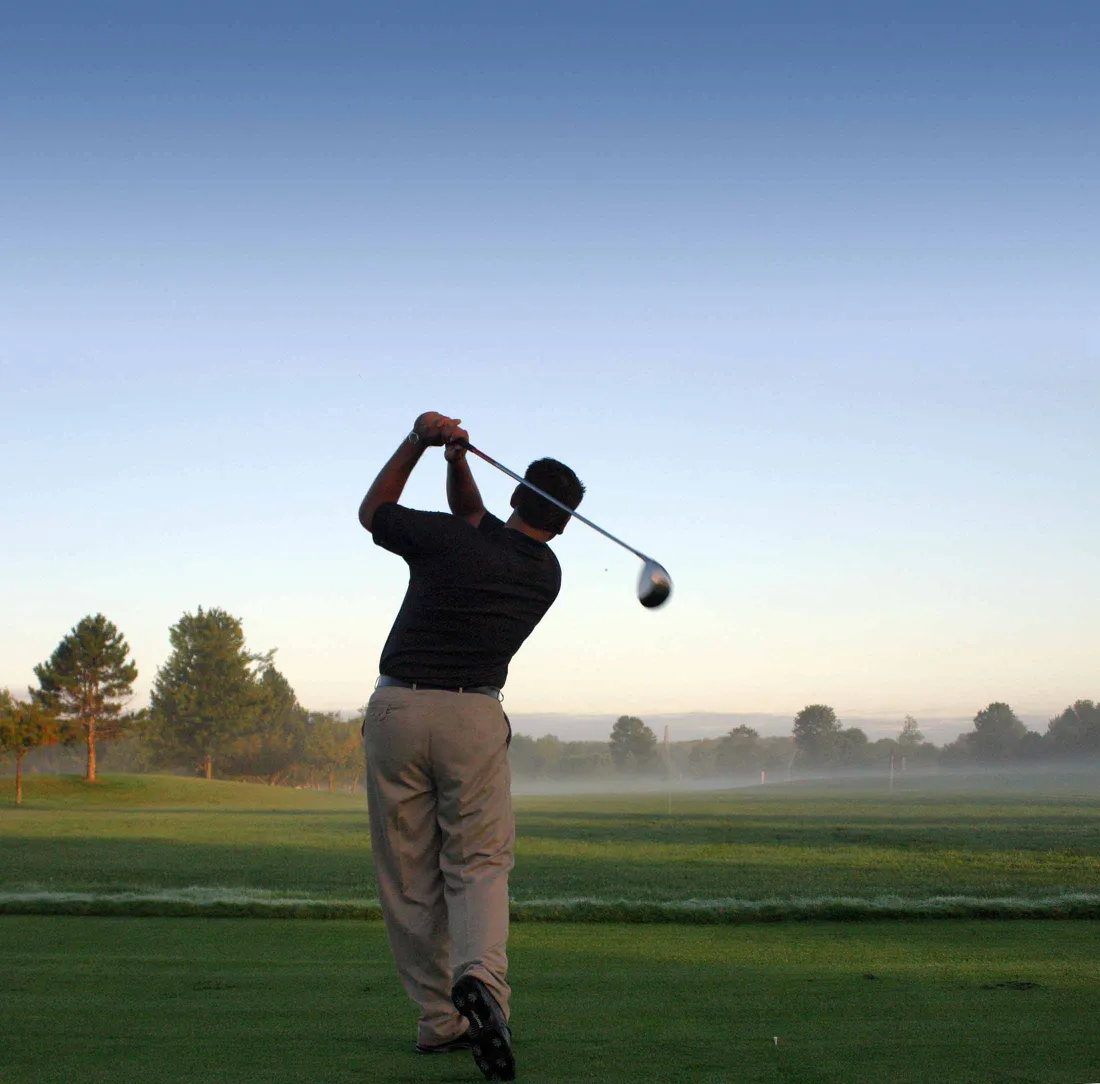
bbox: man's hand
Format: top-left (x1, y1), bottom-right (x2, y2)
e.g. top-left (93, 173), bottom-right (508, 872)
top-left (414, 412), bottom-right (467, 447)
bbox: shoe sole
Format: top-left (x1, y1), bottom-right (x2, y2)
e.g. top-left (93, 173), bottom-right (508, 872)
top-left (451, 976), bottom-right (516, 1081)
top-left (415, 1037), bottom-right (472, 1055)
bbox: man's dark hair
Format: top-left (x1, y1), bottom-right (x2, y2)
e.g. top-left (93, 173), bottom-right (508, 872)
top-left (515, 458), bottom-right (585, 534)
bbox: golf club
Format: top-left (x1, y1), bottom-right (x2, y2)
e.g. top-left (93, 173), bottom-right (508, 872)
top-left (452, 438), bottom-right (672, 608)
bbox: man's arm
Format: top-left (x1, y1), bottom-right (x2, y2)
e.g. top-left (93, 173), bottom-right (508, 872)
top-left (358, 412), bottom-right (466, 532)
top-left (444, 442), bottom-right (487, 528)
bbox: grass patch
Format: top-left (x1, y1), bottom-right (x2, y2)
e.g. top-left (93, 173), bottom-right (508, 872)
top-left (3, 772), bottom-right (1099, 908)
top-left (1, 917), bottom-right (1098, 1083)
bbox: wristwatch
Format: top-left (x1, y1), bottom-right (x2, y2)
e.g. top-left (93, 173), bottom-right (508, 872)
top-left (406, 430), bottom-right (421, 446)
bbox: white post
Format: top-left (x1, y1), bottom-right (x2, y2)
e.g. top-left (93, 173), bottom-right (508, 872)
top-left (761, 770), bottom-right (766, 785)
top-left (889, 755), bottom-right (895, 795)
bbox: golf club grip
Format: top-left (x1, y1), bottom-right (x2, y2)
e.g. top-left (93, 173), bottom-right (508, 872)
top-left (451, 439), bottom-right (649, 561)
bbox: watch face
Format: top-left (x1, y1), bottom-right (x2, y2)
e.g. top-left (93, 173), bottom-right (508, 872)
top-left (408, 430), bottom-right (420, 445)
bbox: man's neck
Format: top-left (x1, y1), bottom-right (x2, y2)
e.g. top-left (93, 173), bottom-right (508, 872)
top-left (505, 511), bottom-right (554, 543)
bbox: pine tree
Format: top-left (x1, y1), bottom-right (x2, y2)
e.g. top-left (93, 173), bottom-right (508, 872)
top-left (149, 607), bottom-right (263, 779)
top-left (32, 614), bottom-right (138, 782)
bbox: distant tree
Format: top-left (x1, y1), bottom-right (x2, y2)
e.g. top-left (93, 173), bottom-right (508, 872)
top-left (303, 712), bottom-right (352, 791)
top-left (1016, 730), bottom-right (1044, 761)
top-left (345, 719), bottom-right (366, 791)
top-left (0, 691), bottom-right (63, 805)
top-left (507, 733), bottom-right (541, 775)
top-left (897, 715), bottom-right (924, 748)
top-left (969, 702), bottom-right (1028, 762)
top-left (149, 608), bottom-right (264, 779)
top-left (534, 734), bottom-right (564, 774)
top-left (792, 704), bottom-right (842, 767)
top-left (686, 740), bottom-right (718, 778)
top-left (557, 741), bottom-right (613, 777)
top-left (1045, 700), bottom-right (1100, 759)
top-left (715, 726), bottom-right (761, 775)
top-left (508, 733), bottom-right (613, 777)
top-left (836, 726), bottom-right (870, 767)
top-left (759, 736), bottom-right (796, 774)
top-left (31, 614), bottom-right (138, 782)
top-left (609, 716), bottom-right (657, 773)
top-left (508, 734), bottom-right (565, 777)
top-left (869, 737), bottom-right (899, 762)
top-left (222, 666), bottom-right (308, 784)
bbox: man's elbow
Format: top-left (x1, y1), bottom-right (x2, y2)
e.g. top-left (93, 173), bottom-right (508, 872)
top-left (358, 501), bottom-right (375, 532)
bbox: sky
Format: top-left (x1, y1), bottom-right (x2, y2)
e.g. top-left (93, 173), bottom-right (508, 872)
top-left (2, 1), bottom-right (1097, 738)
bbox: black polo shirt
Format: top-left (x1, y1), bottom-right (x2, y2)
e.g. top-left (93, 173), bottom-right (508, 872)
top-left (371, 503), bottom-right (561, 689)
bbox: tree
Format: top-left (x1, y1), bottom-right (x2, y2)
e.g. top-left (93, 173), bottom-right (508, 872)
top-left (897, 715), bottom-right (924, 748)
top-left (221, 666), bottom-right (308, 784)
top-left (1045, 700), bottom-right (1100, 759)
top-left (302, 712), bottom-right (355, 791)
top-left (714, 726), bottom-right (761, 775)
top-left (970, 702), bottom-right (1028, 762)
top-left (31, 614), bottom-right (138, 782)
top-left (836, 726), bottom-right (870, 767)
top-left (792, 704), bottom-right (842, 767)
top-left (0, 691), bottom-right (63, 805)
top-left (609, 716), bottom-right (657, 773)
top-left (149, 607), bottom-right (264, 779)
top-left (686, 741), bottom-right (718, 778)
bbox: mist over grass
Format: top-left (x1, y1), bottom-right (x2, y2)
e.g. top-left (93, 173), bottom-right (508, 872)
top-left (512, 761), bottom-right (1100, 797)
top-left (2, 770), bottom-right (1098, 921)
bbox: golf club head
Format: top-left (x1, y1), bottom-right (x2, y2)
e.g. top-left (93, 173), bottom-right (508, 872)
top-left (638, 559), bottom-right (672, 608)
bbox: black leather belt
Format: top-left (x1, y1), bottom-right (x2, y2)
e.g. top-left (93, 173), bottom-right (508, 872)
top-left (376, 675), bottom-right (502, 700)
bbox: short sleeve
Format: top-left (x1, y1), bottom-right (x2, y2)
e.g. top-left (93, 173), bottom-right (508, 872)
top-left (476, 511), bottom-right (505, 537)
top-left (371, 503), bottom-right (458, 560)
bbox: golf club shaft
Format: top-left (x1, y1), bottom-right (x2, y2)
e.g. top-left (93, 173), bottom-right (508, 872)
top-left (453, 439), bottom-right (651, 563)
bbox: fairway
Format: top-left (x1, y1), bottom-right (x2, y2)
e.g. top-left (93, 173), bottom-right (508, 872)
top-left (2, 772), bottom-right (1100, 912)
top-left (2, 774), bottom-right (1099, 1082)
top-left (1, 916), bottom-right (1098, 1084)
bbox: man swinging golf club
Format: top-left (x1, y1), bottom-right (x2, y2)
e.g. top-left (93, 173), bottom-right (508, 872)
top-left (358, 411), bottom-right (584, 1082)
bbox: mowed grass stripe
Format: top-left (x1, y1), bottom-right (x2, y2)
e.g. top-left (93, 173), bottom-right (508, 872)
top-left (3, 888), bottom-right (1100, 923)
top-left (2, 773), bottom-right (1099, 904)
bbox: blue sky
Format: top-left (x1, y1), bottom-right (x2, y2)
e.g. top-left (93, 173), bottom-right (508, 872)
top-left (2, 2), bottom-right (1097, 734)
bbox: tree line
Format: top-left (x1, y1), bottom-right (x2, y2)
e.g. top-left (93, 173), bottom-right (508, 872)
top-left (0, 610), bottom-right (364, 804)
top-left (510, 701), bottom-right (1100, 779)
top-left (3, 612), bottom-right (1098, 802)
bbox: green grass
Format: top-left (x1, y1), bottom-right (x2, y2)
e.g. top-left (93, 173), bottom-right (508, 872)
top-left (2, 774), bottom-right (1098, 1081)
top-left (2, 772), bottom-right (1099, 908)
top-left (1, 916), bottom-right (1098, 1083)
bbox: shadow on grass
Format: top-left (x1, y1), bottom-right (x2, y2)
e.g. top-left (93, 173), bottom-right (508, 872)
top-left (3, 826), bottom-right (1097, 905)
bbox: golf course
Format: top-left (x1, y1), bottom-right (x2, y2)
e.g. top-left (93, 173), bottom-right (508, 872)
top-left (2, 770), bottom-right (1099, 1082)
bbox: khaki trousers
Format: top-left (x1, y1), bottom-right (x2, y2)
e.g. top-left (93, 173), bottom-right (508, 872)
top-left (362, 684), bottom-right (514, 1046)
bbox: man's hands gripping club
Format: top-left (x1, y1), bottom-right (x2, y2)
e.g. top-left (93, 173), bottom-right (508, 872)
top-left (414, 412), bottom-right (468, 451)
top-left (358, 412), bottom-right (482, 532)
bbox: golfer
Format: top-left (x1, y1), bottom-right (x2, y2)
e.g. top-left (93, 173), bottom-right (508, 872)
top-left (358, 411), bottom-right (584, 1082)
